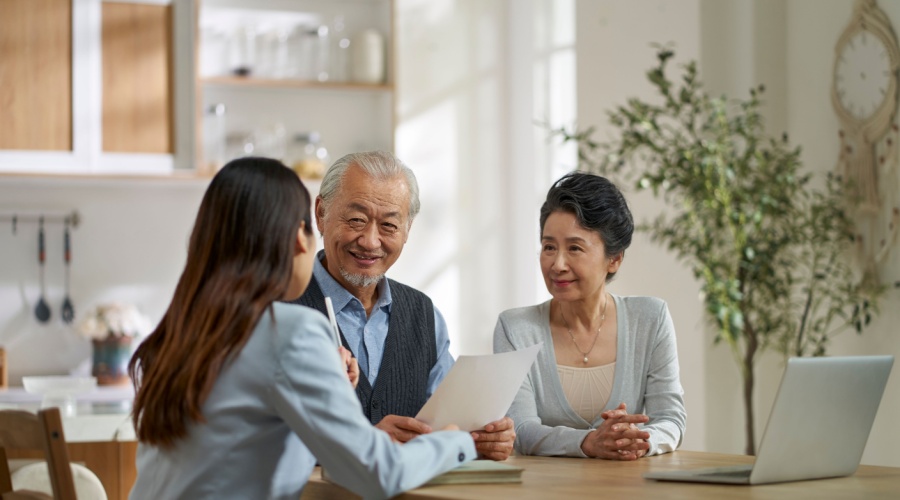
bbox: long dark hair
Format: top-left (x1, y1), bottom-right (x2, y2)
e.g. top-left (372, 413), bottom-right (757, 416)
top-left (129, 157), bottom-right (313, 447)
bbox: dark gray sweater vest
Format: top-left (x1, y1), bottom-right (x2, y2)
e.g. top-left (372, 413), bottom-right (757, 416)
top-left (291, 276), bottom-right (437, 425)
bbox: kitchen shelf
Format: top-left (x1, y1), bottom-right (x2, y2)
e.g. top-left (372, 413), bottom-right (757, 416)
top-left (196, 0), bottom-right (396, 169)
top-left (200, 76), bottom-right (393, 92)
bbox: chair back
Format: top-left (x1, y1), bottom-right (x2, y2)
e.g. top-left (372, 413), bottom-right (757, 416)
top-left (0, 408), bottom-right (77, 500)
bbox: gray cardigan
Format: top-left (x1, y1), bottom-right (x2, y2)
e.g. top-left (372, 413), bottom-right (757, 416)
top-left (493, 295), bottom-right (686, 457)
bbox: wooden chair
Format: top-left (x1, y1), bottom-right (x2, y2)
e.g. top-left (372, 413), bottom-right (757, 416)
top-left (0, 408), bottom-right (77, 500)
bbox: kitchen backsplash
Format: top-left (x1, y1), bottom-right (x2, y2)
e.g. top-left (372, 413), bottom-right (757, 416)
top-left (0, 178), bottom-right (206, 385)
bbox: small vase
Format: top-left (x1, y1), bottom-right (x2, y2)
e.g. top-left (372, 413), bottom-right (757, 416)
top-left (91, 335), bottom-right (133, 386)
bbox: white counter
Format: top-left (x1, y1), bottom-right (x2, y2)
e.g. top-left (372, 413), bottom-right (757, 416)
top-left (0, 385), bottom-right (135, 442)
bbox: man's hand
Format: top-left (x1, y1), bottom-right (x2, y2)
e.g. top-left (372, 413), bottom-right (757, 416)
top-left (338, 347), bottom-right (360, 389)
top-left (375, 415), bottom-right (433, 443)
top-left (470, 417), bottom-right (515, 461)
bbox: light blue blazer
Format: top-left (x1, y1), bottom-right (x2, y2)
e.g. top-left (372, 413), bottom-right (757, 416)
top-left (130, 302), bottom-right (475, 500)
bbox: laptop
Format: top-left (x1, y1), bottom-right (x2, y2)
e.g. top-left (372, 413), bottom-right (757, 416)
top-left (644, 355), bottom-right (894, 485)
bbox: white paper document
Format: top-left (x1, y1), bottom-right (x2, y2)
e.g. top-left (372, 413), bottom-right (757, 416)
top-left (415, 343), bottom-right (543, 431)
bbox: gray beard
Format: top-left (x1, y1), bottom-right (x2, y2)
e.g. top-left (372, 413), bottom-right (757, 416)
top-left (340, 268), bottom-right (383, 289)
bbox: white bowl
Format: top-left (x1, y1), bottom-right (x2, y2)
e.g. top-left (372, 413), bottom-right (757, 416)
top-left (22, 376), bottom-right (97, 396)
top-left (22, 376), bottom-right (97, 416)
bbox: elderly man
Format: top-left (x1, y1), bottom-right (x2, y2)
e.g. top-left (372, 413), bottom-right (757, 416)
top-left (290, 150), bottom-right (514, 460)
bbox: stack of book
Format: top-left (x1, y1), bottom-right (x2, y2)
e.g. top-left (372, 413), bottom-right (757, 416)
top-left (423, 460), bottom-right (524, 486)
top-left (322, 460), bottom-right (524, 487)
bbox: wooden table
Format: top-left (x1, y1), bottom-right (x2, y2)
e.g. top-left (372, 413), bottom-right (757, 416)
top-left (301, 451), bottom-right (900, 499)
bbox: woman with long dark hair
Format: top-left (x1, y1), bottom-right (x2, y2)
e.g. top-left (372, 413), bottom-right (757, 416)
top-left (128, 157), bottom-right (474, 500)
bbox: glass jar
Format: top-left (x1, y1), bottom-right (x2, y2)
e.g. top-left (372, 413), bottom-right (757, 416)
top-left (202, 103), bottom-right (227, 171)
top-left (351, 28), bottom-right (385, 84)
top-left (288, 132), bottom-right (330, 179)
top-left (229, 24), bottom-right (257, 76)
top-left (314, 25), bottom-right (331, 82)
top-left (330, 15), bottom-right (350, 82)
top-left (225, 131), bottom-right (256, 160)
top-left (199, 26), bottom-right (229, 77)
top-left (295, 25), bottom-right (331, 82)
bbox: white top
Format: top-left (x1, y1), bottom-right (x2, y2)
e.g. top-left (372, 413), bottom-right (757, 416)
top-left (556, 363), bottom-right (616, 423)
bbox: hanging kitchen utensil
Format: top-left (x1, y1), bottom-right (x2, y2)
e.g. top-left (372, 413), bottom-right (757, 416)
top-left (35, 217), bottom-right (51, 323)
top-left (61, 220), bottom-right (75, 324)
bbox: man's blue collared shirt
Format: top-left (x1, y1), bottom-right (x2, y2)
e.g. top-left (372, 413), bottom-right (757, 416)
top-left (312, 251), bottom-right (454, 397)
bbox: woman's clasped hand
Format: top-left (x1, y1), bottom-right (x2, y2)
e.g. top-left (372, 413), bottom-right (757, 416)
top-left (580, 403), bottom-right (650, 460)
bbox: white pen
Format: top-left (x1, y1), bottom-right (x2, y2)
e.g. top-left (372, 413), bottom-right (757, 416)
top-left (324, 296), bottom-right (342, 348)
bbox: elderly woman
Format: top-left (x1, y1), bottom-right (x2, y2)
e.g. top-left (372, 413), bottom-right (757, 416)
top-left (494, 171), bottom-right (685, 460)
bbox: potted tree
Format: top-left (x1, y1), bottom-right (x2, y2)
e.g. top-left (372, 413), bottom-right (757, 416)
top-left (555, 49), bottom-right (889, 455)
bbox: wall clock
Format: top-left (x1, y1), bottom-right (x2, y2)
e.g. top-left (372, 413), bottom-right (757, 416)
top-left (831, 0), bottom-right (900, 280)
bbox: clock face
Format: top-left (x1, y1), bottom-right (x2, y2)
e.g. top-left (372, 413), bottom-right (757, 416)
top-left (835, 30), bottom-right (893, 122)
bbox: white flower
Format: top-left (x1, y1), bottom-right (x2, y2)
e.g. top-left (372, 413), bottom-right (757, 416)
top-left (77, 302), bottom-right (153, 340)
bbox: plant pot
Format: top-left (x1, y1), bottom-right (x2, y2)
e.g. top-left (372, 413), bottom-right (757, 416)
top-left (91, 335), bottom-right (133, 386)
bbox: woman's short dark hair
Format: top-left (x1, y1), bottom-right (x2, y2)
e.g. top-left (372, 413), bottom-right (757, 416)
top-left (539, 171), bottom-right (634, 281)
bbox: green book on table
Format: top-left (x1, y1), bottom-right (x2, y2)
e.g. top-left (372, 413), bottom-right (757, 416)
top-left (322, 460), bottom-right (524, 487)
top-left (423, 460), bottom-right (524, 486)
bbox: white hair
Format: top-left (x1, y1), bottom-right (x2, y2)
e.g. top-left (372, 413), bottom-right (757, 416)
top-left (318, 151), bottom-right (421, 227)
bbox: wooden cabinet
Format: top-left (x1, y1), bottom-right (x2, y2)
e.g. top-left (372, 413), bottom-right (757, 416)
top-left (102, 2), bottom-right (174, 154)
top-left (0, 0), bottom-right (73, 151)
top-left (0, 0), bottom-right (181, 175)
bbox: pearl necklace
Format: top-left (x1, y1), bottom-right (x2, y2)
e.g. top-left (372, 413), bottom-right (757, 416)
top-left (560, 294), bottom-right (608, 364)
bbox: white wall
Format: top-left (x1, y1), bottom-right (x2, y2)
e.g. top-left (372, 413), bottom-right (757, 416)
top-left (783, 0), bottom-right (900, 467)
top-left (0, 177), bottom-right (206, 384)
top-left (697, 0), bottom-right (791, 459)
top-left (391, 0), bottom-right (506, 356)
top-left (392, 0), bottom-right (576, 356)
top-left (574, 0), bottom-right (900, 466)
top-left (574, 0), bottom-right (708, 456)
top-left (698, 0), bottom-right (900, 467)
